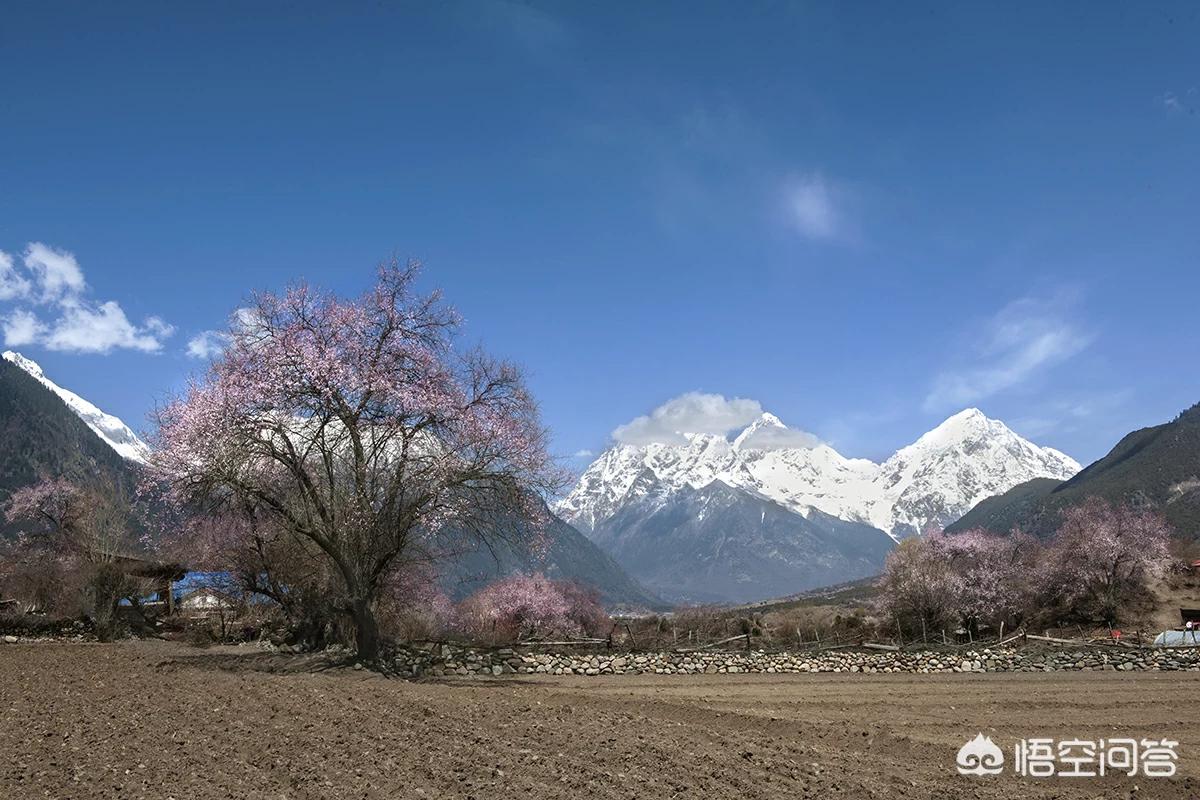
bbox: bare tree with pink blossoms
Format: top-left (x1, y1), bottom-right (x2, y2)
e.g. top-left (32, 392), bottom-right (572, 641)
top-left (149, 262), bottom-right (566, 661)
top-left (456, 573), bottom-right (608, 643)
top-left (1040, 498), bottom-right (1172, 625)
top-left (877, 529), bottom-right (1041, 637)
top-left (929, 528), bottom-right (1041, 630)
top-left (875, 536), bottom-right (961, 636)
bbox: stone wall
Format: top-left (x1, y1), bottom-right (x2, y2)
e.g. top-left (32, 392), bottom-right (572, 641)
top-left (390, 643), bottom-right (1200, 678)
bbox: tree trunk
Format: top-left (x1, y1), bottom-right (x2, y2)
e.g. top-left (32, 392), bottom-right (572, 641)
top-left (87, 565), bottom-right (125, 643)
top-left (352, 597), bottom-right (380, 662)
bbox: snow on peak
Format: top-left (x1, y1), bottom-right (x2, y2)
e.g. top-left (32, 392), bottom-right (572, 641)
top-left (2, 351), bottom-right (151, 463)
top-left (733, 412), bottom-right (821, 451)
top-left (907, 407), bottom-right (994, 447)
top-left (870, 408), bottom-right (1081, 535)
top-left (558, 406), bottom-right (1081, 539)
top-left (3, 350), bottom-right (45, 379)
top-left (732, 412), bottom-right (786, 448)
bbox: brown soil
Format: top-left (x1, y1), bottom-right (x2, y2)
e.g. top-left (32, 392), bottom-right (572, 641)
top-left (2, 641), bottom-right (1198, 799)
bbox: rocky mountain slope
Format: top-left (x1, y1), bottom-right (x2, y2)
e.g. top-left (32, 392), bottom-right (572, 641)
top-left (948, 402), bottom-right (1200, 538)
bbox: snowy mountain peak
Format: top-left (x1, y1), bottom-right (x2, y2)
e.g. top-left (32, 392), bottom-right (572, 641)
top-left (558, 406), bottom-right (1081, 539)
top-left (909, 407), bottom-right (995, 447)
top-left (732, 412), bottom-right (787, 449)
top-left (872, 409), bottom-right (1081, 535)
top-left (754, 411), bottom-right (785, 427)
top-left (2, 351), bottom-right (150, 464)
top-left (3, 350), bottom-right (45, 380)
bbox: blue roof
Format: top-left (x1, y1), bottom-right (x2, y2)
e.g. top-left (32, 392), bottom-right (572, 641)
top-left (174, 571), bottom-right (234, 592)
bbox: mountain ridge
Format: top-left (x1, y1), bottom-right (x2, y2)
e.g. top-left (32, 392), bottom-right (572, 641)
top-left (2, 351), bottom-right (151, 463)
top-left (0, 355), bottom-right (140, 531)
top-left (948, 403), bottom-right (1200, 538)
top-left (559, 407), bottom-right (1081, 540)
top-left (587, 478), bottom-right (894, 604)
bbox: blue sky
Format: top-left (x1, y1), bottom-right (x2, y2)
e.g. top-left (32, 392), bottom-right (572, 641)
top-left (1, 2), bottom-right (1197, 466)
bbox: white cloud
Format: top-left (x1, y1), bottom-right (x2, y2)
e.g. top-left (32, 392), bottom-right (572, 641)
top-left (0, 242), bottom-right (174, 354)
top-left (736, 424), bottom-right (820, 451)
top-left (41, 301), bottom-right (175, 354)
top-left (614, 392), bottom-right (764, 445)
top-left (1161, 88), bottom-right (1197, 115)
top-left (24, 242), bottom-right (86, 303)
top-left (785, 175), bottom-right (838, 240)
top-left (186, 330), bottom-right (229, 359)
top-left (613, 392), bottom-right (823, 448)
top-left (2, 309), bottom-right (45, 347)
top-left (0, 251), bottom-right (31, 301)
top-left (923, 296), bottom-right (1091, 413)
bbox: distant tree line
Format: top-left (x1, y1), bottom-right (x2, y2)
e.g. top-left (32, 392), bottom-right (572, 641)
top-left (878, 498), bottom-right (1174, 638)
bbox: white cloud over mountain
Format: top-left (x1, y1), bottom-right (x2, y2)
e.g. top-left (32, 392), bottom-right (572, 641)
top-left (0, 242), bottom-right (175, 354)
top-left (612, 392), bottom-right (821, 449)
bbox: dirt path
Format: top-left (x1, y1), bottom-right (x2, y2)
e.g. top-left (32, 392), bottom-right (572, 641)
top-left (1, 641), bottom-right (1198, 799)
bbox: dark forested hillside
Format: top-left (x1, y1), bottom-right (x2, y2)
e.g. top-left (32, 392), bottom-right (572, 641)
top-left (0, 357), bottom-right (138, 531)
top-left (441, 511), bottom-right (667, 610)
top-left (948, 404), bottom-right (1200, 538)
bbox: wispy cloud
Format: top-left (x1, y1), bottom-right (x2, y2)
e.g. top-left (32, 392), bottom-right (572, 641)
top-left (572, 103), bottom-right (856, 246)
top-left (0, 251), bottom-right (31, 301)
top-left (464, 0), bottom-right (569, 52)
top-left (1161, 88), bottom-right (1197, 116)
top-left (0, 242), bottom-right (174, 354)
top-left (784, 174), bottom-right (839, 240)
top-left (923, 295), bottom-right (1092, 413)
top-left (186, 330), bottom-right (229, 360)
top-left (1009, 390), bottom-right (1134, 439)
top-left (572, 449), bottom-right (594, 459)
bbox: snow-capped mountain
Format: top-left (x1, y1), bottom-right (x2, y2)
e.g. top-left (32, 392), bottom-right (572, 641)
top-left (2, 351), bottom-right (150, 463)
top-left (558, 408), bottom-right (1081, 541)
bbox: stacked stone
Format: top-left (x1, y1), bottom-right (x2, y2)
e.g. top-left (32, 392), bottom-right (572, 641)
top-left (383, 643), bottom-right (1200, 678)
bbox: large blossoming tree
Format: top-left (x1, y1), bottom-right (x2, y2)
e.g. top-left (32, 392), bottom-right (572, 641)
top-left (877, 527), bottom-right (1040, 637)
top-left (150, 262), bottom-right (564, 660)
top-left (1040, 498), bottom-right (1172, 625)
